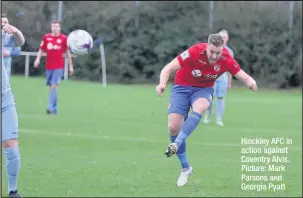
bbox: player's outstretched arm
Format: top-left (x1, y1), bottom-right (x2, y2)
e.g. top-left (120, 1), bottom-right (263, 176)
top-left (3, 24), bottom-right (25, 47)
top-left (234, 70), bottom-right (257, 91)
top-left (12, 29), bottom-right (25, 47)
top-left (156, 58), bottom-right (181, 96)
top-left (160, 58), bottom-right (181, 85)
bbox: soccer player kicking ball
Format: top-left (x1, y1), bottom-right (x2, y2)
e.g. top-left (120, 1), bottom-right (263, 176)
top-left (204, 29), bottom-right (234, 126)
top-left (2, 22), bottom-right (25, 197)
top-left (156, 34), bottom-right (257, 187)
top-left (34, 20), bottom-right (74, 115)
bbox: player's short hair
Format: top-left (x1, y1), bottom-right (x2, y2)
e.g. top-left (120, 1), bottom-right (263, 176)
top-left (208, 34), bottom-right (224, 47)
top-left (216, 28), bottom-right (224, 32)
top-left (1, 13), bottom-right (7, 18)
top-left (218, 29), bottom-right (228, 34)
top-left (51, 20), bottom-right (61, 25)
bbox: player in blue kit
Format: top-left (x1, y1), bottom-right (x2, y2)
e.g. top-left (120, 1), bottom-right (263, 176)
top-left (204, 29), bottom-right (234, 126)
top-left (2, 14), bottom-right (21, 78)
top-left (2, 19), bottom-right (25, 197)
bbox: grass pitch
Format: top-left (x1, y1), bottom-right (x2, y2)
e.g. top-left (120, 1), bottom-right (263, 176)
top-left (2, 76), bottom-right (302, 197)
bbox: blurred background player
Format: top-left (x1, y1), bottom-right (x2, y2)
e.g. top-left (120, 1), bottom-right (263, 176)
top-left (2, 14), bottom-right (21, 78)
top-left (156, 34), bottom-right (257, 187)
top-left (2, 20), bottom-right (25, 197)
top-left (204, 29), bottom-right (234, 126)
top-left (34, 20), bottom-right (74, 115)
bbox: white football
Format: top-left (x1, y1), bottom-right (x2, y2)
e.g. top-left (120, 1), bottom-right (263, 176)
top-left (67, 30), bottom-right (93, 56)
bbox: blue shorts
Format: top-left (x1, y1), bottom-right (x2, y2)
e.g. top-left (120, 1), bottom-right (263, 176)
top-left (46, 69), bottom-right (64, 86)
top-left (2, 93), bottom-right (19, 142)
top-left (168, 84), bottom-right (214, 119)
top-left (214, 78), bottom-right (228, 98)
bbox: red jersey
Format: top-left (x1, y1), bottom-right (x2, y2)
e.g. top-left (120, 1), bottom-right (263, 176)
top-left (175, 43), bottom-right (241, 87)
top-left (40, 33), bottom-right (68, 70)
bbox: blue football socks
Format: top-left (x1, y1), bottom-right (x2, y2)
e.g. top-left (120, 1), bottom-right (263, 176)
top-left (174, 111), bottom-right (202, 148)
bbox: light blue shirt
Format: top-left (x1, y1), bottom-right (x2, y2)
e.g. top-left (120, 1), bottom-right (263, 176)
top-left (2, 30), bottom-right (21, 77)
top-left (2, 30), bottom-right (13, 107)
top-left (2, 58), bottom-right (11, 95)
top-left (216, 45), bottom-right (234, 82)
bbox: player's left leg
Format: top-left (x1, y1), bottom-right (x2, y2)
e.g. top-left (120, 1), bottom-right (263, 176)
top-left (215, 79), bottom-right (228, 126)
top-left (2, 99), bottom-right (22, 197)
top-left (168, 87), bottom-right (213, 156)
top-left (48, 69), bottom-right (64, 115)
top-left (166, 85), bottom-right (192, 186)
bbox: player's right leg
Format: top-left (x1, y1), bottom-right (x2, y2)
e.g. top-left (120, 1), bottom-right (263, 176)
top-left (166, 85), bottom-right (193, 187)
top-left (2, 93), bottom-right (22, 197)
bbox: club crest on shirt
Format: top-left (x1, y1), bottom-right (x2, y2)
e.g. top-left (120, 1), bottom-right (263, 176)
top-left (192, 69), bottom-right (202, 77)
top-left (214, 64), bottom-right (220, 72)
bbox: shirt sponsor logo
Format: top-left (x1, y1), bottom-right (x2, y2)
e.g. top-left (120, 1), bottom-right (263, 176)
top-left (192, 69), bottom-right (202, 77)
top-left (204, 74), bottom-right (218, 79)
top-left (52, 44), bottom-right (61, 50)
top-left (47, 43), bottom-right (53, 50)
top-left (46, 43), bottom-right (61, 50)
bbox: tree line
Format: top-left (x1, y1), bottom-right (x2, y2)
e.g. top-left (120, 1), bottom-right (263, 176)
top-left (3, 1), bottom-right (302, 88)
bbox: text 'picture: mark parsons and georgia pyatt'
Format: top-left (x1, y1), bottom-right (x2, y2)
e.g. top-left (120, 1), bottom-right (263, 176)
top-left (240, 137), bottom-right (294, 192)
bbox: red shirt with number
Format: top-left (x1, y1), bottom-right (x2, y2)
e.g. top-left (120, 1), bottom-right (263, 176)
top-left (175, 43), bottom-right (241, 87)
top-left (39, 33), bottom-right (68, 70)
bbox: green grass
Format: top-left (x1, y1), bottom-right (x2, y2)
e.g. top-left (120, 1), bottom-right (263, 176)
top-left (2, 76), bottom-right (302, 197)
